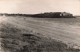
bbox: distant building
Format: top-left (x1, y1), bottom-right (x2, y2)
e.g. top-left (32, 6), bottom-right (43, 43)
top-left (60, 12), bottom-right (73, 17)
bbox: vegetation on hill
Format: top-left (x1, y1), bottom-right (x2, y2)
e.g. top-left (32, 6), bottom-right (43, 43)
top-left (32, 12), bottom-right (75, 18)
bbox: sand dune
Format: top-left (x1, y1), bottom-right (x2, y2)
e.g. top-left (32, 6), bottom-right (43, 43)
top-left (0, 16), bottom-right (80, 52)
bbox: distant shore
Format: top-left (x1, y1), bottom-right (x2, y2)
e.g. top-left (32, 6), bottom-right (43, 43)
top-left (0, 12), bottom-right (76, 18)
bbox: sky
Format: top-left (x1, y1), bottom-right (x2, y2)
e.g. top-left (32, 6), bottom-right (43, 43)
top-left (0, 0), bottom-right (80, 15)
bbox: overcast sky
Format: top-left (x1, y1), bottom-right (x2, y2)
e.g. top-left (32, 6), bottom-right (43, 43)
top-left (0, 0), bottom-right (80, 15)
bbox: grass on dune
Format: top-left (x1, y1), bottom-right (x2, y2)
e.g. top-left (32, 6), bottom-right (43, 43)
top-left (0, 22), bottom-right (80, 52)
